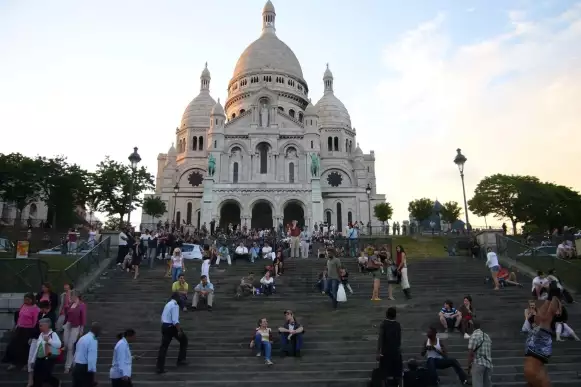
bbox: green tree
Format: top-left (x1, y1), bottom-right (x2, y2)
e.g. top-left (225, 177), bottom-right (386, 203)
top-left (142, 196), bottom-right (167, 221)
top-left (0, 153), bottom-right (43, 225)
top-left (440, 201), bottom-right (462, 224)
top-left (89, 157), bottom-right (154, 221)
top-left (514, 181), bottom-right (581, 232)
top-left (408, 198), bottom-right (434, 230)
top-left (103, 215), bottom-right (123, 231)
top-left (373, 202), bottom-right (393, 232)
top-left (37, 156), bottom-right (90, 228)
top-left (468, 174), bottom-right (539, 235)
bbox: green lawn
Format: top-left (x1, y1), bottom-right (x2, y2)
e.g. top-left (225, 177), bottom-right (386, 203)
top-left (391, 236), bottom-right (448, 259)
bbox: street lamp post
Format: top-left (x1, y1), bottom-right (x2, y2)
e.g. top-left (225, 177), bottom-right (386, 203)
top-left (172, 183), bottom-right (180, 223)
top-left (453, 148), bottom-right (470, 231)
top-left (366, 183), bottom-right (372, 235)
top-left (127, 147), bottom-right (141, 225)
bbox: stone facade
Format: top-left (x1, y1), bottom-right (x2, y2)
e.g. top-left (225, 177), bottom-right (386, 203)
top-left (142, 1), bottom-right (386, 232)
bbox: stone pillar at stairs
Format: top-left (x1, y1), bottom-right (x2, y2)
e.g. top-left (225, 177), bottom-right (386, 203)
top-left (311, 178), bottom-right (323, 226)
top-left (201, 177), bottom-right (215, 226)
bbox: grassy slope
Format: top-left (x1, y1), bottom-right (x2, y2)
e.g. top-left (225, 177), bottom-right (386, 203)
top-left (390, 235), bottom-right (448, 258)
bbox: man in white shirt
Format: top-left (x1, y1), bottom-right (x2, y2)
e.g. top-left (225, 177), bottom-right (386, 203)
top-left (262, 243), bottom-right (275, 260)
top-left (300, 227), bottom-right (311, 259)
top-left (30, 318), bottom-right (62, 387)
top-left (117, 229), bottom-right (129, 266)
top-left (234, 242), bottom-right (249, 262)
top-left (485, 247), bottom-right (500, 290)
top-left (73, 322), bottom-right (101, 387)
top-left (156, 293), bottom-right (188, 374)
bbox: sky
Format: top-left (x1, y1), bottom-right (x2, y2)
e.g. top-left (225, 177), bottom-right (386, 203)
top-left (1, 0), bottom-right (580, 228)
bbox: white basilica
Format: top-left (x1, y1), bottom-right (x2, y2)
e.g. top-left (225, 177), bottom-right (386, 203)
top-left (144, 1), bottom-right (386, 231)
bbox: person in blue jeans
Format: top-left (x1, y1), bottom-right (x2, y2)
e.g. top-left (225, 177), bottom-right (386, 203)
top-left (325, 252), bottom-right (342, 310)
top-left (170, 248), bottom-right (185, 282)
top-left (278, 310), bottom-right (304, 357)
top-left (347, 224), bottom-right (359, 257)
top-left (250, 318), bottom-right (273, 365)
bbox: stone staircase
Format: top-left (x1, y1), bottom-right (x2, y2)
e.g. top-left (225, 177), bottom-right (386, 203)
top-left (2, 256), bottom-right (581, 386)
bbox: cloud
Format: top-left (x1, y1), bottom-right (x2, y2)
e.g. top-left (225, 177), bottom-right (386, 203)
top-left (372, 4), bottom-right (581, 224)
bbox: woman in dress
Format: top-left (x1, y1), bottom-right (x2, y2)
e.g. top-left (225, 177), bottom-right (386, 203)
top-left (524, 285), bottom-right (561, 386)
top-left (395, 245), bottom-right (411, 299)
top-left (62, 291), bottom-right (87, 373)
top-left (2, 293), bottom-right (39, 371)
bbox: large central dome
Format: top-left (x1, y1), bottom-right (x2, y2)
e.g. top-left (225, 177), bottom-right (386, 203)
top-left (232, 1), bottom-right (303, 80)
top-left (233, 34), bottom-right (303, 79)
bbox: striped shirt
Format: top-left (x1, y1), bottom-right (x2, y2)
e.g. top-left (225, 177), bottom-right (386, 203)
top-left (441, 307), bottom-right (457, 318)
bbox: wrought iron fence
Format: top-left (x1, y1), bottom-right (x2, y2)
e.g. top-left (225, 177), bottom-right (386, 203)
top-left (495, 234), bottom-right (581, 292)
top-left (0, 259), bottom-right (50, 293)
top-left (47, 237), bottom-right (111, 290)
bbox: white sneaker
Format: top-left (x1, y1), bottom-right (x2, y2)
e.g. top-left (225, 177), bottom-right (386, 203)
top-left (464, 333), bottom-right (470, 339)
top-left (256, 353), bottom-right (261, 357)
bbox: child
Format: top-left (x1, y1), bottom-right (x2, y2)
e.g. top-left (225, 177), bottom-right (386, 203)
top-left (317, 269), bottom-right (328, 294)
top-left (340, 267), bottom-right (354, 294)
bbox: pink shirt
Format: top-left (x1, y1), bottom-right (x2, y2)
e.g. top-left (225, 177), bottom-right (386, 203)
top-left (17, 304), bottom-right (40, 328)
top-left (65, 303), bottom-right (86, 328)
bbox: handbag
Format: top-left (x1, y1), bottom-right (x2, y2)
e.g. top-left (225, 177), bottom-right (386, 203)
top-left (337, 284), bottom-right (347, 302)
top-left (386, 265), bottom-right (398, 284)
top-left (366, 256), bottom-right (381, 270)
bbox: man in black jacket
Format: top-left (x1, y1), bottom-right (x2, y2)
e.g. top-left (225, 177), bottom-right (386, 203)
top-left (376, 307), bottom-right (402, 386)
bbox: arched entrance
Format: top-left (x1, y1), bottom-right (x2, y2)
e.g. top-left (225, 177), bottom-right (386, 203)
top-left (283, 200), bottom-right (305, 228)
top-left (219, 200), bottom-right (241, 229)
top-left (251, 201), bottom-right (273, 230)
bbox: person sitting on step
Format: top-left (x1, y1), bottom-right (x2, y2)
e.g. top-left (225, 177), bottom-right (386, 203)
top-left (250, 242), bottom-right (260, 263)
top-left (259, 271), bottom-right (275, 295)
top-left (192, 275), bottom-right (214, 311)
top-left (497, 265), bottom-right (523, 288)
top-left (458, 295), bottom-right (475, 339)
top-left (278, 310), bottom-right (304, 357)
top-left (249, 318), bottom-right (273, 366)
top-left (262, 242), bottom-right (275, 260)
top-left (171, 274), bottom-right (189, 311)
top-left (216, 244), bottom-right (231, 266)
top-left (422, 326), bottom-right (470, 385)
top-left (439, 300), bottom-right (461, 332)
top-left (340, 267), bottom-right (354, 295)
top-left (234, 242), bottom-right (249, 262)
top-left (273, 248), bottom-right (284, 276)
top-left (546, 269), bottom-right (574, 303)
top-left (532, 271), bottom-right (549, 300)
top-left (553, 303), bottom-right (580, 341)
top-left (522, 300), bottom-right (537, 333)
top-left (236, 272), bottom-right (255, 298)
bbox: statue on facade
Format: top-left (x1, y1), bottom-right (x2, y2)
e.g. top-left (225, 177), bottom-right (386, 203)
top-left (310, 153), bottom-right (320, 177)
top-left (207, 154), bottom-right (216, 177)
top-left (260, 102), bottom-right (269, 127)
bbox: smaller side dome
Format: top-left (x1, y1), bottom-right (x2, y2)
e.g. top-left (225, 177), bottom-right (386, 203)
top-left (304, 99), bottom-right (318, 117)
top-left (168, 142), bottom-right (177, 156)
top-left (211, 98), bottom-right (225, 117)
top-left (354, 143), bottom-right (363, 156)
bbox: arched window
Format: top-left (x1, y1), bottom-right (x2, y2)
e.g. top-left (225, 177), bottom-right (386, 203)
top-left (327, 137), bottom-right (332, 151)
top-left (349, 140), bottom-right (353, 152)
top-left (231, 113), bottom-right (236, 119)
top-left (326, 211), bottom-right (332, 226)
top-left (214, 140), bottom-right (217, 149)
top-left (298, 112), bottom-right (303, 122)
top-left (198, 136), bottom-right (204, 150)
top-left (310, 141), bottom-right (313, 149)
top-left (197, 211), bottom-right (201, 229)
top-left (345, 139), bottom-right (349, 152)
top-left (240, 109), bottom-right (246, 115)
top-left (186, 203), bottom-right (192, 225)
top-left (192, 137), bottom-right (197, 151)
top-left (289, 109), bottom-right (295, 118)
top-left (29, 203), bottom-right (38, 217)
top-left (334, 137), bottom-right (339, 151)
top-left (289, 163), bottom-right (295, 183)
top-left (233, 162), bottom-right (239, 183)
top-left (348, 211), bottom-right (353, 225)
top-left (258, 143), bottom-right (269, 174)
top-left (336, 202), bottom-right (343, 231)
top-left (176, 211), bottom-right (181, 226)
top-left (278, 106), bottom-right (284, 112)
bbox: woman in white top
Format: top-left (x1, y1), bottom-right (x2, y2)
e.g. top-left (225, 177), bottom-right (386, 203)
top-left (87, 227), bottom-right (97, 249)
top-left (170, 248), bottom-right (185, 282)
top-left (201, 256), bottom-right (211, 283)
top-left (485, 248), bottom-right (500, 290)
top-left (259, 271), bottom-right (275, 295)
top-left (532, 271), bottom-right (549, 299)
top-left (262, 243), bottom-right (275, 260)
